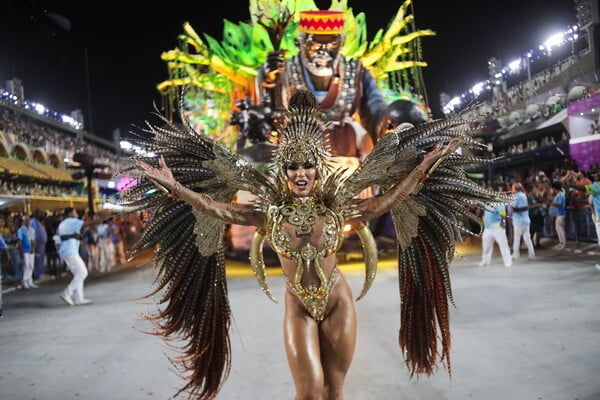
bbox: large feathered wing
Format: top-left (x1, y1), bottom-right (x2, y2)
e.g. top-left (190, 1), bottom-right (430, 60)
top-left (328, 114), bottom-right (505, 377)
top-left (118, 110), bottom-right (278, 399)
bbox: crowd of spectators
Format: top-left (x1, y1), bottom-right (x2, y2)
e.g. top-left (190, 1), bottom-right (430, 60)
top-left (460, 55), bottom-right (598, 135)
top-left (0, 210), bottom-right (144, 285)
top-left (0, 180), bottom-right (79, 197)
top-left (0, 105), bottom-right (125, 173)
top-left (0, 99), bottom-right (147, 286)
top-left (488, 163), bottom-right (600, 249)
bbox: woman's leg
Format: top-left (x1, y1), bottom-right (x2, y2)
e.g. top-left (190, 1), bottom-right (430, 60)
top-left (319, 277), bottom-right (357, 400)
top-left (284, 289), bottom-right (325, 400)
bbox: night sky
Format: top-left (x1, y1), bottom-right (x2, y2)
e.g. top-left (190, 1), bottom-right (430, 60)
top-left (1, 0), bottom-right (577, 141)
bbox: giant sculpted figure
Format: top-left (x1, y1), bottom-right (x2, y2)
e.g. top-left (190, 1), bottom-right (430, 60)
top-left (257, 10), bottom-right (389, 163)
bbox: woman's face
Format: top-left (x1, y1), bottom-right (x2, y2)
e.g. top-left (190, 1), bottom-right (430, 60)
top-left (286, 161), bottom-right (317, 197)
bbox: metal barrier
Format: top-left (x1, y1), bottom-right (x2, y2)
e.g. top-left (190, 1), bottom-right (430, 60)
top-left (543, 208), bottom-right (599, 244)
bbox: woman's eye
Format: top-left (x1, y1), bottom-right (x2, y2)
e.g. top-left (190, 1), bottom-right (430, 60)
top-left (287, 164), bottom-right (299, 171)
top-left (303, 162), bottom-right (315, 169)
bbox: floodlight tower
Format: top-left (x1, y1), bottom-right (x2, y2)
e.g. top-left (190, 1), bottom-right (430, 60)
top-left (68, 153), bottom-right (112, 215)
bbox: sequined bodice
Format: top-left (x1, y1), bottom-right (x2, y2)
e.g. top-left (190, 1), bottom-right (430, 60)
top-left (267, 197), bottom-right (343, 260)
top-left (266, 197), bottom-right (344, 321)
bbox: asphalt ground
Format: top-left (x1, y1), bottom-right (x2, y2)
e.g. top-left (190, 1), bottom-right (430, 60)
top-left (1, 239), bottom-right (599, 400)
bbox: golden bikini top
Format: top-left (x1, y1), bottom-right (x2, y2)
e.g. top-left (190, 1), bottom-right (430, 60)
top-left (248, 196), bottom-right (378, 321)
top-left (267, 197), bottom-right (344, 260)
top-left (267, 197), bottom-right (344, 321)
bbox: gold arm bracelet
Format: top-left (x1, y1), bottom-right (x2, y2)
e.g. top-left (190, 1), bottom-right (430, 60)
top-left (171, 181), bottom-right (184, 200)
top-left (395, 166), bottom-right (426, 202)
top-left (413, 165), bottom-right (428, 184)
top-left (194, 193), bottom-right (213, 211)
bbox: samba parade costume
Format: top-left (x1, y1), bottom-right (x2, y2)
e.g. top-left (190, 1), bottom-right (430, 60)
top-left (119, 88), bottom-right (507, 399)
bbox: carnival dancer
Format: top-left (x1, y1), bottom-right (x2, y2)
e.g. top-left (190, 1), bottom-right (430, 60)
top-left (122, 90), bottom-right (504, 399)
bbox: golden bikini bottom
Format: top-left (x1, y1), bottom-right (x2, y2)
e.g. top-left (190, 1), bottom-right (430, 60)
top-left (285, 266), bottom-right (338, 322)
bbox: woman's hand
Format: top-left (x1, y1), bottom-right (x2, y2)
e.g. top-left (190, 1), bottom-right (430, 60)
top-left (420, 138), bottom-right (460, 171)
top-left (137, 156), bottom-right (177, 192)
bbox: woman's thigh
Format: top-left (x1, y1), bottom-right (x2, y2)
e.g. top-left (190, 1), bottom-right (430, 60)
top-left (283, 290), bottom-right (324, 385)
top-left (319, 278), bottom-right (357, 382)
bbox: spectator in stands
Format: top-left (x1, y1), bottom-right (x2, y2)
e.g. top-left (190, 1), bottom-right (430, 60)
top-left (0, 233), bottom-right (11, 318)
top-left (30, 210), bottom-right (48, 281)
top-left (0, 216), bottom-right (10, 237)
top-left (565, 170), bottom-right (600, 252)
top-left (525, 182), bottom-right (546, 249)
top-left (549, 181), bottom-right (567, 250)
top-left (110, 216), bottom-right (126, 266)
top-left (510, 182), bottom-right (536, 260)
top-left (478, 199), bottom-right (513, 268)
top-left (83, 214), bottom-right (99, 273)
top-left (44, 215), bottom-right (62, 277)
top-left (568, 170), bottom-right (592, 211)
top-left (57, 207), bottom-right (92, 306)
top-left (17, 215), bottom-right (37, 289)
top-left (96, 217), bottom-right (114, 273)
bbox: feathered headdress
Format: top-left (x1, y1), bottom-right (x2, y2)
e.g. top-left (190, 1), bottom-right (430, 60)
top-left (272, 90), bottom-right (333, 178)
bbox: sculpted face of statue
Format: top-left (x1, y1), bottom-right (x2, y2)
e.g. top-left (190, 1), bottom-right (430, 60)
top-left (298, 33), bottom-right (343, 79)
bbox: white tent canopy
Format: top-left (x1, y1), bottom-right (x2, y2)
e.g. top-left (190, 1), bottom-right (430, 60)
top-left (536, 108), bottom-right (568, 130)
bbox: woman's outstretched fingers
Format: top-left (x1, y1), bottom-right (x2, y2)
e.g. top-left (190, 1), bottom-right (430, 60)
top-left (442, 138), bottom-right (460, 156)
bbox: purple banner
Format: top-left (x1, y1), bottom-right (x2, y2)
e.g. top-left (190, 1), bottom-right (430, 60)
top-left (568, 94), bottom-right (600, 115)
top-left (570, 136), bottom-right (600, 171)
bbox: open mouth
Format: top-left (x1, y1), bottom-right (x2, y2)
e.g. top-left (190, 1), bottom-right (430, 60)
top-left (295, 180), bottom-right (308, 190)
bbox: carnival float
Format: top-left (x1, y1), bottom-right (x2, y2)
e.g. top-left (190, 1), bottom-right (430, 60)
top-left (155, 0), bottom-right (435, 151)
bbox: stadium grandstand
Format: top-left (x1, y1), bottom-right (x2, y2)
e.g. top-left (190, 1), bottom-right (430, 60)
top-left (0, 82), bottom-right (130, 215)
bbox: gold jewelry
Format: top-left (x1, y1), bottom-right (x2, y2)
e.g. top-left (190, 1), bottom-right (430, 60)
top-left (280, 197), bottom-right (327, 235)
top-left (172, 182), bottom-right (184, 200)
top-left (148, 177), bottom-right (171, 195)
top-left (194, 193), bottom-right (213, 211)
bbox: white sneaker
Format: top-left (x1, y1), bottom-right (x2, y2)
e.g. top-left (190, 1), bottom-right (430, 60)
top-left (29, 282), bottom-right (39, 289)
top-left (595, 264), bottom-right (600, 271)
top-left (76, 299), bottom-right (93, 306)
top-left (59, 293), bottom-right (75, 306)
top-left (477, 261), bottom-right (487, 267)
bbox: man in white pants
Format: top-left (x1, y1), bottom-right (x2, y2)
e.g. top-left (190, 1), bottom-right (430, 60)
top-left (511, 182), bottom-right (536, 261)
top-left (17, 215), bottom-right (37, 289)
top-left (479, 202), bottom-right (513, 268)
top-left (57, 208), bottom-right (92, 306)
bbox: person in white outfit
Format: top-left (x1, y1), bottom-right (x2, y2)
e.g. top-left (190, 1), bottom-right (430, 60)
top-left (510, 182), bottom-right (536, 260)
top-left (57, 207), bottom-right (92, 306)
top-left (17, 215), bottom-right (37, 289)
top-left (479, 202), bottom-right (513, 268)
